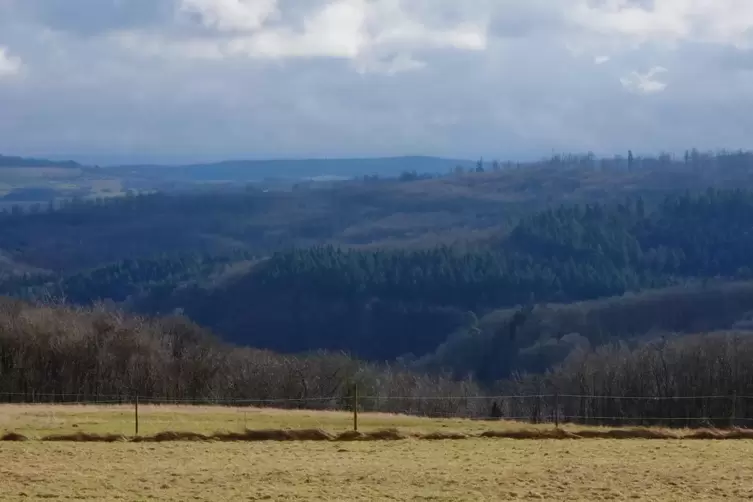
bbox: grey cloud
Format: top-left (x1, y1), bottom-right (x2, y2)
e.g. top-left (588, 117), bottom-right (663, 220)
top-left (1, 0), bottom-right (753, 163)
top-left (9, 0), bottom-right (178, 36)
top-left (488, 0), bottom-right (568, 39)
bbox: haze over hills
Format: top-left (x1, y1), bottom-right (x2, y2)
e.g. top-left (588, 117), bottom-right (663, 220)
top-left (105, 155), bottom-right (477, 182)
top-left (0, 154), bottom-right (83, 169)
top-left (0, 153), bottom-right (478, 207)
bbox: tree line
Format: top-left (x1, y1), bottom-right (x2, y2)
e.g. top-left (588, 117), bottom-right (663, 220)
top-left (4, 297), bottom-right (753, 427)
top-left (0, 298), bottom-right (481, 418)
top-left (0, 251), bottom-right (256, 305)
top-left (504, 331), bottom-right (753, 428)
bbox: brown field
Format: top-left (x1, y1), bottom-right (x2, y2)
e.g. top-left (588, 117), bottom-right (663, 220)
top-left (0, 404), bottom-right (527, 437)
top-left (2, 405), bottom-right (753, 501)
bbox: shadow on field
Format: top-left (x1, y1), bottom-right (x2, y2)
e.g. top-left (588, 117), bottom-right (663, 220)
top-left (5, 427), bottom-right (753, 443)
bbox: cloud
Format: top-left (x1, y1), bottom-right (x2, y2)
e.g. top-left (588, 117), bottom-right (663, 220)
top-left (0, 47), bottom-right (22, 78)
top-left (568, 0), bottom-right (753, 48)
top-left (117, 0), bottom-right (488, 74)
top-left (179, 0), bottom-right (279, 32)
top-left (620, 66), bottom-right (669, 94)
top-left (1, 0), bottom-right (753, 162)
top-left (6, 0), bottom-right (176, 36)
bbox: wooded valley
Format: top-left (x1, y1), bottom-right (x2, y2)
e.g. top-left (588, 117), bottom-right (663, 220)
top-left (3, 150), bottom-right (753, 424)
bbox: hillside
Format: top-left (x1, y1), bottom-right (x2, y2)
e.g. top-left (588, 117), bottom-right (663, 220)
top-left (2, 150), bottom-right (753, 272)
top-left (3, 150), bottom-right (753, 385)
top-left (421, 280), bottom-right (753, 381)
top-left (0, 154), bottom-right (477, 209)
top-left (77, 189), bottom-right (753, 375)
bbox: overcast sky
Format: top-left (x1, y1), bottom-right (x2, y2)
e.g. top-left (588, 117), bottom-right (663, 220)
top-left (1, 0), bottom-right (752, 164)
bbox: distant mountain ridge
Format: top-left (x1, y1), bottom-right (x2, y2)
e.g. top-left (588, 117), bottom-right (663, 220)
top-left (107, 156), bottom-right (476, 181)
top-left (0, 154), bottom-right (83, 169)
top-left (1, 153), bottom-right (476, 180)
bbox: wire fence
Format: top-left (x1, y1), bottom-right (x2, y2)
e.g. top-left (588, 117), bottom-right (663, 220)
top-left (2, 391), bottom-right (752, 434)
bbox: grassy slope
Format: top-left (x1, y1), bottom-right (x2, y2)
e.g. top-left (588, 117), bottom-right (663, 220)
top-left (0, 404), bottom-right (512, 437)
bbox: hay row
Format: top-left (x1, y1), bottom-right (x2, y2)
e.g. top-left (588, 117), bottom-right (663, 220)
top-left (4, 427), bottom-right (753, 443)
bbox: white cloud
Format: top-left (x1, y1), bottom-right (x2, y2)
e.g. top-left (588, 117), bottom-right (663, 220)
top-left (117, 0), bottom-right (487, 73)
top-left (594, 55), bottom-right (610, 65)
top-left (227, 0), bottom-right (369, 59)
top-left (568, 0), bottom-right (753, 48)
top-left (179, 0), bottom-right (279, 32)
top-left (620, 66), bottom-right (669, 94)
top-left (0, 47), bottom-right (22, 78)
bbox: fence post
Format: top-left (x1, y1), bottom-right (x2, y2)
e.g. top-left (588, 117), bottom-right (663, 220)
top-left (731, 392), bottom-right (737, 429)
top-left (554, 392), bottom-right (560, 428)
top-left (352, 383), bottom-right (359, 432)
top-left (135, 395), bottom-right (140, 436)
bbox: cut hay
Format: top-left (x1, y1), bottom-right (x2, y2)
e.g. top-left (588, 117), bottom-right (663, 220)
top-left (134, 431), bottom-right (210, 442)
top-left (686, 428), bottom-right (735, 440)
top-left (419, 431), bottom-right (469, 440)
top-left (575, 428), bottom-right (680, 440)
top-left (1, 432), bottom-right (28, 441)
top-left (286, 428), bottom-right (334, 441)
top-left (13, 425), bottom-right (753, 443)
top-left (366, 428), bottom-right (408, 440)
top-left (478, 428), bottom-right (581, 440)
top-left (720, 428), bottom-right (753, 440)
top-left (41, 432), bottom-right (126, 442)
top-left (213, 428), bottom-right (333, 442)
top-left (335, 430), bottom-right (365, 441)
top-left (336, 428), bottom-right (408, 441)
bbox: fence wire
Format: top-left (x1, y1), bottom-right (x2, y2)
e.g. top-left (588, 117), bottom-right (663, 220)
top-left (2, 391), bottom-right (752, 430)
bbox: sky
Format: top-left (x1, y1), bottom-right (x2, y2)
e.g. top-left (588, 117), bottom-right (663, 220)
top-left (0, 0), bottom-right (752, 164)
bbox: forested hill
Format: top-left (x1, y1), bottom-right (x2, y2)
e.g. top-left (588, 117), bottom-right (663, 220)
top-left (113, 189), bottom-right (753, 370)
top-left (3, 150), bottom-right (753, 274)
top-left (3, 152), bottom-right (753, 384)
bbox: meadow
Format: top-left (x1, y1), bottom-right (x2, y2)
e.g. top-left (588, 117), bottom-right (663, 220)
top-left (2, 405), bottom-right (753, 500)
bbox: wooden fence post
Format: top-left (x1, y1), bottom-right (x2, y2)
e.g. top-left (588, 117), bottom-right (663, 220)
top-left (352, 383), bottom-right (359, 432)
top-left (731, 392), bottom-right (737, 429)
top-left (135, 395), bottom-right (140, 436)
top-left (555, 393), bottom-right (560, 428)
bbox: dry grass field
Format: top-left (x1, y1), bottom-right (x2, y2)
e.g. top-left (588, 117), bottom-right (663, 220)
top-left (2, 405), bottom-right (753, 501)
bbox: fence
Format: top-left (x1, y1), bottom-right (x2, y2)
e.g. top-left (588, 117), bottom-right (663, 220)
top-left (2, 391), bottom-right (753, 436)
